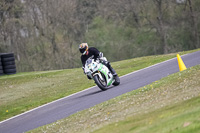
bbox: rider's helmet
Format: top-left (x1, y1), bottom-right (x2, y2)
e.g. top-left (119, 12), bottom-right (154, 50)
top-left (79, 43), bottom-right (88, 55)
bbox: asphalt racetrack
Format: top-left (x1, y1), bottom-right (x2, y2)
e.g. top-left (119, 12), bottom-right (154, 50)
top-left (0, 51), bottom-right (200, 133)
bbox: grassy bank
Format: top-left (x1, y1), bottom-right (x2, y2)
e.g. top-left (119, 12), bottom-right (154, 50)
top-left (0, 49), bottom-right (199, 121)
top-left (29, 64), bottom-right (200, 133)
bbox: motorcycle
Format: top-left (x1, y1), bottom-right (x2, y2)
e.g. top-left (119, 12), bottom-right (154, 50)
top-left (84, 57), bottom-right (120, 91)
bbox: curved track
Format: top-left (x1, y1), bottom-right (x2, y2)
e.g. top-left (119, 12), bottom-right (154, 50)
top-left (0, 51), bottom-right (200, 133)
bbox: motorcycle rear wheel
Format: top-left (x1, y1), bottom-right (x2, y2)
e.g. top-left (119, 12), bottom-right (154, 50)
top-left (93, 74), bottom-right (108, 91)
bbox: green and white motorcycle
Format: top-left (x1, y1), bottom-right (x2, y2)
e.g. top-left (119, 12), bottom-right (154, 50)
top-left (84, 57), bottom-right (120, 91)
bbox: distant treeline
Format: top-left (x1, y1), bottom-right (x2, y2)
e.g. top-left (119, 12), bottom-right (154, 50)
top-left (0, 0), bottom-right (199, 72)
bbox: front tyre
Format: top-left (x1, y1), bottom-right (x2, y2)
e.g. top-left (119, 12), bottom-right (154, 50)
top-left (93, 75), bottom-right (108, 91)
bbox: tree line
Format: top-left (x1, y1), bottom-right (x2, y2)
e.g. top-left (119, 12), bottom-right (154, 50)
top-left (0, 0), bottom-right (199, 72)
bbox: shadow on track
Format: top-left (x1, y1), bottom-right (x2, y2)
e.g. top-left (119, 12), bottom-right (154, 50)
top-left (74, 86), bottom-right (115, 99)
top-left (75, 90), bottom-right (102, 99)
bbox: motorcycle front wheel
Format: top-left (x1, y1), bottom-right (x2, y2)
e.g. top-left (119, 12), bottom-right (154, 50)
top-left (93, 74), bottom-right (108, 91)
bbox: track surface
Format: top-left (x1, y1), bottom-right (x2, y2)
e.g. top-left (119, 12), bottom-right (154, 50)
top-left (0, 51), bottom-right (200, 133)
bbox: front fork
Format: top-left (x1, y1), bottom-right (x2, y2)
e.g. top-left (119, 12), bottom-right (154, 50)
top-left (93, 71), bottom-right (104, 81)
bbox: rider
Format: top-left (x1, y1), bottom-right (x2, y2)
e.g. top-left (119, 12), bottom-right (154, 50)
top-left (79, 43), bottom-right (117, 79)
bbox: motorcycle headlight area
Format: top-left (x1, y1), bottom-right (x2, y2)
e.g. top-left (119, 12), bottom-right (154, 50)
top-left (86, 63), bottom-right (96, 71)
top-left (90, 63), bottom-right (97, 69)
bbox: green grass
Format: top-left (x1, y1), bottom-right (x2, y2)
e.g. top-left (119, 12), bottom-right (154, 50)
top-left (92, 65), bottom-right (200, 133)
top-left (0, 49), bottom-right (199, 122)
top-left (94, 96), bottom-right (200, 133)
top-left (29, 64), bottom-right (200, 133)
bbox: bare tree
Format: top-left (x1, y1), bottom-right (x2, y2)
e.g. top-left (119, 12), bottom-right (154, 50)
top-left (153, 0), bottom-right (169, 54)
top-left (1, 0), bottom-right (199, 72)
top-left (187, 0), bottom-right (199, 48)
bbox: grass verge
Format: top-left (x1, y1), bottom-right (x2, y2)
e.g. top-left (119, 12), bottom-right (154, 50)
top-left (29, 64), bottom-right (200, 133)
top-left (0, 49), bottom-right (199, 121)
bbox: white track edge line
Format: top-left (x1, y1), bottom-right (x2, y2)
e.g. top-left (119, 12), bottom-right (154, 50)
top-left (120, 57), bottom-right (176, 78)
top-left (0, 53), bottom-right (190, 124)
top-left (0, 86), bottom-right (96, 124)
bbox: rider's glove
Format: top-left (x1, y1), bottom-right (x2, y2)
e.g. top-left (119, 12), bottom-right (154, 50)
top-left (99, 52), bottom-right (103, 58)
top-left (98, 52), bottom-right (105, 62)
top-left (87, 75), bottom-right (92, 80)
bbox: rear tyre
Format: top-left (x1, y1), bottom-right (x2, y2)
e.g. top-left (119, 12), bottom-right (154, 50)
top-left (0, 57), bottom-right (2, 66)
top-left (0, 70), bottom-right (3, 75)
top-left (4, 69), bottom-right (16, 74)
top-left (3, 65), bottom-right (16, 69)
top-left (1, 53), bottom-right (14, 58)
top-left (0, 56), bottom-right (3, 76)
top-left (2, 57), bottom-right (15, 62)
top-left (1, 53), bottom-right (16, 75)
top-left (2, 61), bottom-right (15, 66)
top-left (93, 74), bottom-right (108, 91)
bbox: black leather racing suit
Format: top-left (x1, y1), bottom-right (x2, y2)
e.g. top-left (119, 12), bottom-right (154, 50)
top-left (81, 47), bottom-right (117, 77)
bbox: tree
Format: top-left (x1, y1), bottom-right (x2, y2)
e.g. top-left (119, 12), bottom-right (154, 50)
top-left (187, 0), bottom-right (199, 48)
top-left (153, 0), bottom-right (169, 54)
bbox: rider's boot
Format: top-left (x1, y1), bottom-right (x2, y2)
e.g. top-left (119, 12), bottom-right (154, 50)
top-left (109, 65), bottom-right (120, 85)
top-left (110, 67), bottom-right (117, 77)
top-left (107, 63), bottom-right (117, 77)
top-left (102, 60), bottom-right (117, 77)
